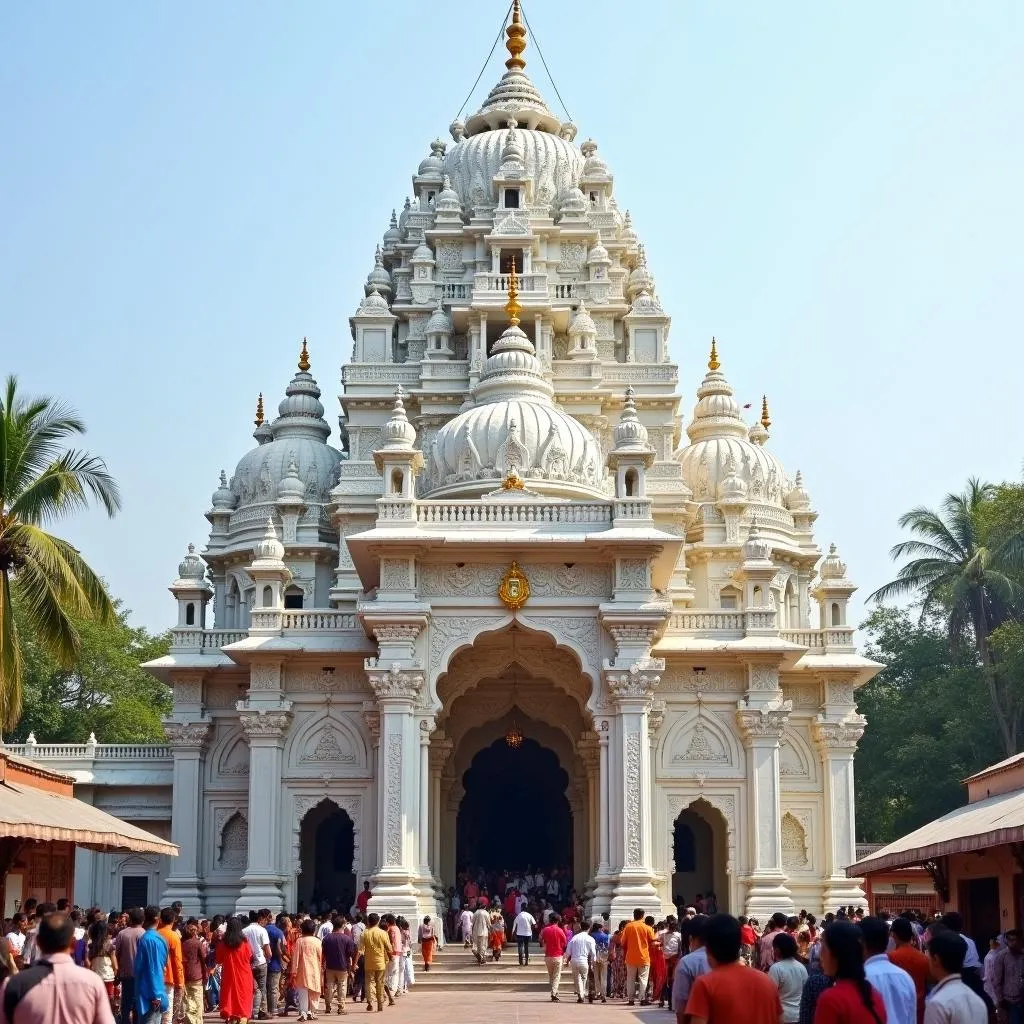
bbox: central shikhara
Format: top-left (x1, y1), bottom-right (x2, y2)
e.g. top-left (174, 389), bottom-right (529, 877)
top-left (136, 2), bottom-right (883, 921)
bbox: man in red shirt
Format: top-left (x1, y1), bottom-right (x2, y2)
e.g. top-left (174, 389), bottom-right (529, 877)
top-left (685, 914), bottom-right (782, 1024)
top-left (539, 913), bottom-right (568, 1002)
top-left (888, 917), bottom-right (929, 1024)
top-left (356, 881), bottom-right (371, 916)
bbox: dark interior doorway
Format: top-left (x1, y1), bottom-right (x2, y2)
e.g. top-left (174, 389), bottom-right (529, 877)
top-left (457, 736), bottom-right (571, 875)
top-left (297, 801), bottom-right (355, 913)
top-left (958, 876), bottom-right (1001, 950)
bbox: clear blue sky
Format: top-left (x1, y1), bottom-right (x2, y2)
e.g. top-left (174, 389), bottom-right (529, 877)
top-left (2, 1), bottom-right (1021, 633)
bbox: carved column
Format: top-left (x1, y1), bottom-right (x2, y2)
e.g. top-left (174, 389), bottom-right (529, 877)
top-left (813, 712), bottom-right (867, 910)
top-left (577, 731), bottom-right (600, 898)
top-left (429, 735), bottom-right (453, 892)
top-left (362, 701), bottom-right (381, 879)
top-left (418, 721), bottom-right (431, 874)
top-left (161, 719), bottom-right (211, 914)
top-left (236, 706), bottom-right (292, 913)
top-left (443, 777), bottom-right (463, 892)
top-left (736, 688), bottom-right (794, 916)
top-left (366, 664), bottom-right (426, 916)
top-left (590, 722), bottom-right (614, 911)
top-left (606, 662), bottom-right (663, 917)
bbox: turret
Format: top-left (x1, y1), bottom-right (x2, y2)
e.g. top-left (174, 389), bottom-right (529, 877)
top-left (247, 518), bottom-right (291, 613)
top-left (169, 544), bottom-right (212, 629)
top-left (374, 387), bottom-right (424, 524)
top-left (608, 387), bottom-right (654, 502)
top-left (812, 544), bottom-right (856, 628)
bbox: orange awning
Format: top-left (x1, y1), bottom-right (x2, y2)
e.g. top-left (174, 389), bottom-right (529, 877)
top-left (0, 780), bottom-right (177, 857)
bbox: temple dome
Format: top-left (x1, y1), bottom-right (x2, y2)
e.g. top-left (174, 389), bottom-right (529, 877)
top-left (443, 127), bottom-right (583, 216)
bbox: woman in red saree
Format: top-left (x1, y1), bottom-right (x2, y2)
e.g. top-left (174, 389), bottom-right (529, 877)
top-left (215, 917), bottom-right (255, 1024)
top-left (649, 920), bottom-right (667, 1007)
top-left (418, 917), bottom-right (437, 970)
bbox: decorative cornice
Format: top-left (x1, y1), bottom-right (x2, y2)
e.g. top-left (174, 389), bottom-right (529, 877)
top-left (735, 698), bottom-right (792, 741)
top-left (812, 712), bottom-right (866, 751)
top-left (163, 721), bottom-right (212, 750)
top-left (238, 709), bottom-right (293, 739)
top-left (367, 663), bottom-right (425, 702)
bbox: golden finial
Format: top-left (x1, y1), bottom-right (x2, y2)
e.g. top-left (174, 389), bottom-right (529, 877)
top-left (505, 257), bottom-right (522, 327)
top-left (505, 0), bottom-right (527, 71)
top-left (298, 337), bottom-right (310, 372)
top-left (708, 337), bottom-right (720, 371)
top-left (760, 395), bottom-right (771, 431)
top-left (254, 393), bottom-right (265, 427)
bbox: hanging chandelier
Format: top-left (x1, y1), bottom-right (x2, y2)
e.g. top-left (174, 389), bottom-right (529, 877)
top-left (505, 720), bottom-right (523, 749)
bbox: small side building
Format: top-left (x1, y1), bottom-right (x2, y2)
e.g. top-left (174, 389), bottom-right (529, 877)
top-left (0, 747), bottom-right (177, 915)
top-left (849, 753), bottom-right (1024, 946)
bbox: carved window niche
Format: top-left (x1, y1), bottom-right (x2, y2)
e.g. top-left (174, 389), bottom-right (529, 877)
top-left (780, 811), bottom-right (811, 873)
top-left (217, 811), bottom-right (249, 871)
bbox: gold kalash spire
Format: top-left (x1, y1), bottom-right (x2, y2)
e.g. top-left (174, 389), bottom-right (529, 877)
top-left (298, 337), bottom-right (310, 372)
top-left (505, 257), bottom-right (522, 326)
top-left (505, 0), bottom-right (527, 71)
top-left (760, 395), bottom-right (772, 431)
top-left (254, 393), bottom-right (265, 427)
top-left (708, 337), bottom-right (720, 371)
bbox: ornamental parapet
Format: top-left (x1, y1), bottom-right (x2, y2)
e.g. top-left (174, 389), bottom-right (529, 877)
top-left (413, 500), bottom-right (613, 526)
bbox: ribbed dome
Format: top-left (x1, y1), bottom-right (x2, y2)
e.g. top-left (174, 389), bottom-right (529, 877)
top-left (443, 128), bottom-right (584, 216)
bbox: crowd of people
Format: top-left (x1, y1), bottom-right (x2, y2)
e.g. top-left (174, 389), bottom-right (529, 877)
top-left (3, 887), bottom-right (1021, 1024)
top-left (0, 896), bottom-right (437, 1024)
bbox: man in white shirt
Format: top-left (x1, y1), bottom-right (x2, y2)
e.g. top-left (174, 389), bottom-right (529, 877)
top-left (513, 908), bottom-right (537, 966)
top-left (547, 874), bottom-right (560, 900)
top-left (459, 907), bottom-right (473, 948)
top-left (5, 913), bottom-right (27, 966)
top-left (941, 913), bottom-right (982, 970)
top-left (242, 910), bottom-right (273, 1021)
top-left (862, 916), bottom-right (918, 1024)
top-left (471, 904), bottom-right (491, 965)
top-left (564, 927), bottom-right (597, 1004)
top-left (316, 915), bottom-right (333, 942)
top-left (925, 930), bottom-right (988, 1024)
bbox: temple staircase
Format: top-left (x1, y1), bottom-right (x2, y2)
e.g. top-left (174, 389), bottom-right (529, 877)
top-left (409, 943), bottom-right (577, 993)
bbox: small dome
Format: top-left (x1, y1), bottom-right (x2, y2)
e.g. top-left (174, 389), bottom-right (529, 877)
top-left (418, 139), bottom-right (446, 178)
top-left (177, 543), bottom-right (206, 582)
top-left (276, 452), bottom-right (306, 503)
top-left (411, 241), bottom-right (434, 262)
top-left (435, 175), bottom-right (462, 214)
top-left (743, 519), bottom-right (772, 562)
top-left (426, 299), bottom-right (452, 336)
top-left (365, 246), bottom-right (392, 297)
top-left (717, 453), bottom-right (748, 503)
top-left (501, 124), bottom-right (525, 166)
top-left (558, 186), bottom-right (589, 218)
top-left (627, 244), bottom-right (654, 297)
top-left (748, 421), bottom-right (769, 446)
top-left (820, 543), bottom-right (848, 581)
top-left (587, 241), bottom-right (610, 264)
top-left (355, 287), bottom-right (391, 314)
top-left (786, 470), bottom-right (812, 511)
top-left (612, 386), bottom-right (650, 451)
top-left (211, 469), bottom-right (236, 511)
top-left (253, 518), bottom-right (285, 563)
top-left (380, 387), bottom-right (418, 450)
top-left (569, 301), bottom-right (597, 337)
top-left (619, 210), bottom-right (638, 247)
top-left (382, 210), bottom-right (401, 248)
top-left (580, 139), bottom-right (610, 178)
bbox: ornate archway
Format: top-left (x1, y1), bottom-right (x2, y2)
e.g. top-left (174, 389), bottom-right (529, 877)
top-left (667, 795), bottom-right (734, 912)
top-left (291, 794), bottom-right (362, 911)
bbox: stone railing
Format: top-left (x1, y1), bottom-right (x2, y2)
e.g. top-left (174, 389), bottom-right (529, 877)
top-left (552, 282), bottom-right (578, 299)
top-left (613, 498), bottom-right (653, 520)
top-left (476, 273), bottom-right (544, 293)
top-left (169, 628), bottom-right (248, 650)
top-left (439, 282), bottom-right (468, 300)
top-left (781, 627), bottom-right (856, 648)
top-left (415, 501), bottom-right (613, 525)
top-left (5, 742), bottom-right (172, 760)
top-left (249, 609), bottom-right (358, 632)
top-left (667, 608), bottom-right (780, 636)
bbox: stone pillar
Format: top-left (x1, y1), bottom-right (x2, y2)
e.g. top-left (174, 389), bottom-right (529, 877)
top-left (605, 663), bottom-right (663, 918)
top-left (366, 665), bottom-right (426, 917)
top-left (429, 735), bottom-right (453, 892)
top-left (590, 722), bottom-right (614, 911)
top-left (361, 702), bottom-right (381, 880)
top-left (813, 711), bottom-right (867, 910)
top-left (736, 667), bottom-right (794, 916)
top-left (161, 720), bottom-right (212, 914)
top-left (577, 732), bottom-right (600, 897)
top-left (237, 705), bottom-right (292, 913)
top-left (418, 722), bottom-right (431, 873)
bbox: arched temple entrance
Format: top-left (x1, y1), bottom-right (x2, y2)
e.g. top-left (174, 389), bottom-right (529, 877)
top-left (433, 624), bottom-right (595, 896)
top-left (671, 799), bottom-right (729, 912)
top-left (297, 800), bottom-right (355, 913)
top-left (457, 736), bottom-right (572, 874)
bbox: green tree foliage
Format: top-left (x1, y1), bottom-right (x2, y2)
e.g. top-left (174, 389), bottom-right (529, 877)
top-left (8, 597), bottom-right (171, 743)
top-left (855, 606), bottom-right (1000, 843)
top-left (0, 376), bottom-right (121, 730)
top-left (869, 479), bottom-right (1024, 755)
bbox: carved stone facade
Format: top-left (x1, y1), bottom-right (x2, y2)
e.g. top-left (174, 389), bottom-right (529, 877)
top-left (68, 5), bottom-right (888, 920)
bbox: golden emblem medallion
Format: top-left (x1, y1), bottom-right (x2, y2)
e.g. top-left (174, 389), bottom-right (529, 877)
top-left (497, 561), bottom-right (531, 611)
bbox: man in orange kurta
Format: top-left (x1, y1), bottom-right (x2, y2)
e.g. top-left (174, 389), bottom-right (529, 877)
top-left (621, 909), bottom-right (656, 1006)
top-left (157, 907), bottom-right (184, 1024)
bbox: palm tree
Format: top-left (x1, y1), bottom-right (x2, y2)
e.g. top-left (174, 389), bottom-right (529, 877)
top-left (870, 478), bottom-right (1023, 755)
top-left (0, 376), bottom-right (121, 731)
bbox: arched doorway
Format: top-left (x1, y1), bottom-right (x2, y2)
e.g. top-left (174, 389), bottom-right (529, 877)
top-left (671, 800), bottom-right (729, 911)
top-left (457, 736), bottom-right (572, 877)
top-left (297, 800), bottom-right (355, 913)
